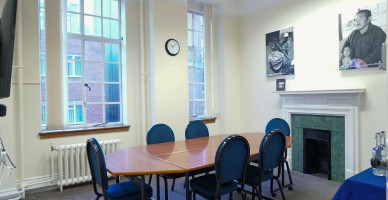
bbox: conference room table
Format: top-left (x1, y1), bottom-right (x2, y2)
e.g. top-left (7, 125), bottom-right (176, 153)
top-left (105, 132), bottom-right (291, 200)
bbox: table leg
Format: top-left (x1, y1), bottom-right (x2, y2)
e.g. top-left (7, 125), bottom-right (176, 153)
top-left (157, 175), bottom-right (160, 200)
top-left (140, 175), bottom-right (145, 200)
top-left (185, 172), bottom-right (190, 200)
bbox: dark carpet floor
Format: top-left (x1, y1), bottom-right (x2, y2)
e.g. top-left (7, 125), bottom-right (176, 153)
top-left (24, 170), bottom-right (341, 200)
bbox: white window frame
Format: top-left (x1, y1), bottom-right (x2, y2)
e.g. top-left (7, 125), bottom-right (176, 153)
top-left (188, 1), bottom-right (214, 119)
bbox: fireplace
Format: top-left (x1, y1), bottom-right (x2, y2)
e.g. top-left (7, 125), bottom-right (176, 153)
top-left (303, 128), bottom-right (331, 180)
top-left (276, 89), bottom-right (365, 180)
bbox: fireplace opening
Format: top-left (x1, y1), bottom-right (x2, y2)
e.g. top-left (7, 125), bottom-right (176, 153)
top-left (303, 128), bottom-right (331, 180)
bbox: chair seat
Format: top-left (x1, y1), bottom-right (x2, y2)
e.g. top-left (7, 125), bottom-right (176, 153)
top-left (107, 181), bottom-right (153, 200)
top-left (190, 174), bottom-right (238, 198)
top-left (245, 165), bottom-right (273, 185)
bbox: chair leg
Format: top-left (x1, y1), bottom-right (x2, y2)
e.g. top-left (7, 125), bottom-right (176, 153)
top-left (148, 174), bottom-right (152, 185)
top-left (258, 185), bottom-right (263, 200)
top-left (275, 178), bottom-right (286, 200)
top-left (162, 176), bottom-right (169, 200)
top-left (285, 159), bottom-right (294, 188)
top-left (229, 192), bottom-right (233, 200)
top-left (115, 176), bottom-right (119, 183)
top-left (171, 178), bottom-right (176, 191)
top-left (252, 186), bottom-right (255, 200)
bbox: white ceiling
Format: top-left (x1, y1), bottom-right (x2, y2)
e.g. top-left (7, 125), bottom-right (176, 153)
top-left (195, 0), bottom-right (284, 16)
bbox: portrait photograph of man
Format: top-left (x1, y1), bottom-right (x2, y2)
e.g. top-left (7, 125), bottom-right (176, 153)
top-left (338, 1), bottom-right (387, 70)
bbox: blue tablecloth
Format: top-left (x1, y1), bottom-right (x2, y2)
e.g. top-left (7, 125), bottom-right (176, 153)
top-left (332, 168), bottom-right (386, 200)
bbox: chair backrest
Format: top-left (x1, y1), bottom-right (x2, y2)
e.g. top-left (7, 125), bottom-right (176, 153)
top-left (185, 120), bottom-right (209, 139)
top-left (265, 118), bottom-right (290, 136)
top-left (146, 123), bottom-right (175, 145)
top-left (258, 129), bottom-right (286, 172)
top-left (86, 138), bottom-right (108, 197)
top-left (215, 134), bottom-right (250, 187)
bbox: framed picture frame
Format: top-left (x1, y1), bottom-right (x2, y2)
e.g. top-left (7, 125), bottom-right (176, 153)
top-left (276, 79), bottom-right (286, 91)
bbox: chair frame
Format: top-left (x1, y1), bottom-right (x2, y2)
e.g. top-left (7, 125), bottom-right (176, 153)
top-left (266, 118), bottom-right (294, 196)
top-left (87, 138), bottom-right (109, 199)
top-left (146, 123), bottom-right (184, 200)
top-left (190, 134), bottom-right (250, 200)
top-left (248, 130), bottom-right (286, 200)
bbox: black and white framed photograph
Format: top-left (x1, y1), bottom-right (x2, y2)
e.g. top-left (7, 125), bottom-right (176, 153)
top-left (338, 1), bottom-right (387, 70)
top-left (266, 27), bottom-right (294, 77)
top-left (276, 79), bottom-right (286, 91)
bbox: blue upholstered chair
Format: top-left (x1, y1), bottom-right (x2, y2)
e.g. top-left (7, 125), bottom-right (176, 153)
top-left (86, 138), bottom-right (153, 200)
top-left (185, 120), bottom-right (209, 139)
top-left (265, 118), bottom-right (293, 195)
top-left (189, 134), bottom-right (250, 200)
top-left (146, 123), bottom-right (185, 200)
top-left (185, 120), bottom-right (213, 179)
top-left (245, 129), bottom-right (286, 200)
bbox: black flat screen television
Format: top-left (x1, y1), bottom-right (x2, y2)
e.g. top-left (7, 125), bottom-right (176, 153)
top-left (0, 0), bottom-right (18, 99)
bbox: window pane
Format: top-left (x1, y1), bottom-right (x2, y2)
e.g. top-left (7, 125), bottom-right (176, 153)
top-left (86, 104), bottom-right (103, 123)
top-left (106, 104), bottom-right (120, 122)
top-left (189, 101), bottom-right (205, 117)
top-left (67, 39), bottom-right (82, 55)
top-left (193, 14), bottom-right (203, 31)
top-left (84, 15), bottom-right (102, 36)
top-left (85, 83), bottom-right (103, 102)
top-left (103, 0), bottom-right (119, 19)
top-left (85, 62), bottom-right (103, 82)
top-left (75, 105), bottom-right (83, 122)
top-left (194, 50), bottom-right (204, 67)
top-left (68, 79), bottom-right (83, 102)
top-left (105, 63), bottom-right (119, 82)
top-left (69, 106), bottom-right (75, 123)
top-left (193, 101), bottom-right (205, 116)
top-left (85, 41), bottom-right (102, 61)
top-left (67, 0), bottom-right (80, 12)
top-left (103, 19), bottom-right (119, 39)
top-left (194, 31), bottom-right (203, 48)
top-left (187, 13), bottom-right (192, 29)
top-left (193, 84), bottom-right (205, 99)
top-left (67, 13), bottom-right (81, 33)
top-left (194, 67), bottom-right (204, 82)
top-left (104, 43), bottom-right (119, 62)
top-left (189, 84), bottom-right (193, 99)
top-left (105, 84), bottom-right (120, 102)
top-left (84, 0), bottom-right (101, 16)
top-left (188, 31), bottom-right (193, 47)
top-left (188, 67), bottom-right (194, 82)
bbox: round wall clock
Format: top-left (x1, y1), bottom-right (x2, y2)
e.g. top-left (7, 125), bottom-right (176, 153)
top-left (165, 38), bottom-right (180, 56)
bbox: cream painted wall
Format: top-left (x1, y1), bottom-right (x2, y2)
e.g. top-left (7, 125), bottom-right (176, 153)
top-left (151, 0), bottom-right (189, 141)
top-left (215, 14), bottom-right (242, 135)
top-left (239, 0), bottom-right (388, 171)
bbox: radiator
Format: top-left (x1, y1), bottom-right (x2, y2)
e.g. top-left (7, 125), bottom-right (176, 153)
top-left (51, 139), bottom-right (121, 191)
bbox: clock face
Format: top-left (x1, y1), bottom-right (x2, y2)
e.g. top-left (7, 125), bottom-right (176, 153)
top-left (165, 39), bottom-right (180, 56)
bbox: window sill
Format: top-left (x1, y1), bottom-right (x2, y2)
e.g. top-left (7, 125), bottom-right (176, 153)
top-left (39, 125), bottom-right (130, 139)
top-left (189, 117), bottom-right (217, 124)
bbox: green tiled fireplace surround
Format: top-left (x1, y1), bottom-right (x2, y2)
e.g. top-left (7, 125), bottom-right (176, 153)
top-left (291, 114), bottom-right (345, 182)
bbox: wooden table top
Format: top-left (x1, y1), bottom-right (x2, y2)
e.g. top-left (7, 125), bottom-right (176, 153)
top-left (105, 147), bottom-right (185, 176)
top-left (143, 132), bottom-right (265, 171)
top-left (105, 132), bottom-right (291, 175)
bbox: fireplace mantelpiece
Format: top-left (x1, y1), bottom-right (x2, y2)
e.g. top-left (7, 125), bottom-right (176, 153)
top-left (276, 89), bottom-right (365, 178)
